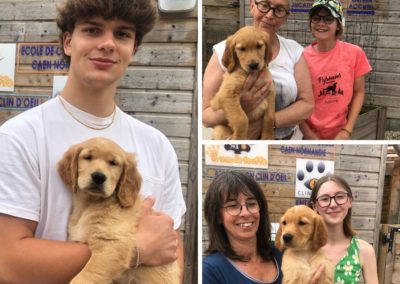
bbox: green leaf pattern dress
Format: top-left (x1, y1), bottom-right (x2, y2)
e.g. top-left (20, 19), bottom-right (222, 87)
top-left (334, 237), bottom-right (362, 284)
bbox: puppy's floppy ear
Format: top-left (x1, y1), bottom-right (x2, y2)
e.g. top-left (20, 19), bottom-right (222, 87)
top-left (262, 32), bottom-right (272, 65)
top-left (57, 144), bottom-right (82, 193)
top-left (275, 220), bottom-right (283, 251)
top-left (117, 153), bottom-right (142, 208)
top-left (311, 214), bottom-right (328, 251)
top-left (222, 34), bottom-right (237, 73)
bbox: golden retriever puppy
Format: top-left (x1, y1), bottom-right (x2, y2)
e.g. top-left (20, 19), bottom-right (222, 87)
top-left (276, 205), bottom-right (334, 284)
top-left (210, 26), bottom-right (276, 140)
top-left (58, 137), bottom-right (179, 284)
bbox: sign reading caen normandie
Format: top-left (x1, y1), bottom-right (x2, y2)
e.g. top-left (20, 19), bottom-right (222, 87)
top-left (290, 0), bottom-right (376, 15)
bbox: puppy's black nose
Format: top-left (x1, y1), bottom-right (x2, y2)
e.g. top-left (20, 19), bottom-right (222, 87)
top-left (248, 62), bottom-right (259, 71)
top-left (91, 172), bottom-right (106, 185)
top-left (282, 233), bottom-right (293, 243)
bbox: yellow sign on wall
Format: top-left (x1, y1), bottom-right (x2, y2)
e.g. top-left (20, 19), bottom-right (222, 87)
top-left (0, 44), bottom-right (16, 92)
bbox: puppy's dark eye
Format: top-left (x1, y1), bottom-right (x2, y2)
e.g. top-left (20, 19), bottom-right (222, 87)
top-left (83, 154), bottom-right (92, 160)
top-left (240, 47), bottom-right (245, 51)
top-left (282, 220), bottom-right (286, 225)
top-left (256, 43), bottom-right (262, 49)
top-left (109, 160), bottom-right (118, 166)
top-left (299, 220), bottom-right (306, 226)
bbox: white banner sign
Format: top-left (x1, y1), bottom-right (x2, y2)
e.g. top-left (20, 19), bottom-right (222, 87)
top-left (205, 144), bottom-right (269, 169)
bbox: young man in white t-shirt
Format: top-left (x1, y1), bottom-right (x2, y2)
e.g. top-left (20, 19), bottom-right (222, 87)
top-left (0, 0), bottom-right (186, 283)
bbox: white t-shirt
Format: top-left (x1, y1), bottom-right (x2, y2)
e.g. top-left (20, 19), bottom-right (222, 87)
top-left (213, 34), bottom-right (303, 139)
top-left (0, 97), bottom-right (186, 241)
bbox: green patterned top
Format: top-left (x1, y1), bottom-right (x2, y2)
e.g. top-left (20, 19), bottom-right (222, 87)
top-left (334, 237), bottom-right (362, 284)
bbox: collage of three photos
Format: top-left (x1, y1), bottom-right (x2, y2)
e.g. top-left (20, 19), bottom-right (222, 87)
top-left (0, 0), bottom-right (399, 283)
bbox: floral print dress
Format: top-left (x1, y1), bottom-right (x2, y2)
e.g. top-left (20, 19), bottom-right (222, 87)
top-left (334, 237), bottom-right (362, 284)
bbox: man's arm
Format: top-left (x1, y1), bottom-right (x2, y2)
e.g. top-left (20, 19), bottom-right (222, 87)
top-left (0, 214), bottom-right (91, 284)
top-left (177, 230), bottom-right (185, 283)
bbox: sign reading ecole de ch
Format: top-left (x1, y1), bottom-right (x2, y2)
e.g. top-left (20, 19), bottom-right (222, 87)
top-left (17, 43), bottom-right (69, 74)
top-left (290, 0), bottom-right (376, 15)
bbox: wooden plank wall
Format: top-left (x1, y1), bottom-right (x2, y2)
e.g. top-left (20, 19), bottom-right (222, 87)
top-left (202, 144), bottom-right (386, 257)
top-left (382, 145), bottom-right (400, 224)
top-left (0, 1), bottom-right (198, 283)
top-left (242, 0), bottom-right (400, 131)
top-left (202, 0), bottom-right (241, 71)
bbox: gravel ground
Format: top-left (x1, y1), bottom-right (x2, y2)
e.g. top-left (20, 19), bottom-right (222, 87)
top-left (385, 131), bottom-right (400, 140)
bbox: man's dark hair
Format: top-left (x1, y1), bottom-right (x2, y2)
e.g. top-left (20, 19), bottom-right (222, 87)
top-left (56, 0), bottom-right (158, 63)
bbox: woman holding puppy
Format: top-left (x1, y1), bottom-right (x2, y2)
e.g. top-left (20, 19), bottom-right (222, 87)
top-left (309, 175), bottom-right (379, 283)
top-left (300, 0), bottom-right (372, 139)
top-left (202, 0), bottom-right (314, 140)
top-left (203, 171), bottom-right (323, 283)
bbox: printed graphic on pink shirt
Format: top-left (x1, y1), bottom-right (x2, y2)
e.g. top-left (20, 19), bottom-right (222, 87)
top-left (309, 64), bottom-right (355, 139)
top-left (318, 72), bottom-right (343, 98)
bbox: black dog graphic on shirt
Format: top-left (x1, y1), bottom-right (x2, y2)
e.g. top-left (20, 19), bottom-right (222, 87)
top-left (319, 82), bottom-right (343, 97)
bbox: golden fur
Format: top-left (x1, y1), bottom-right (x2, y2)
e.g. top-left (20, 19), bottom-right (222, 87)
top-left (210, 26), bottom-right (276, 140)
top-left (276, 205), bottom-right (334, 284)
top-left (58, 137), bottom-right (179, 284)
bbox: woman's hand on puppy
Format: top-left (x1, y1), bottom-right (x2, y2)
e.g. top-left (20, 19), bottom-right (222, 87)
top-left (240, 70), bottom-right (271, 113)
top-left (239, 70), bottom-right (272, 139)
top-left (135, 196), bottom-right (178, 266)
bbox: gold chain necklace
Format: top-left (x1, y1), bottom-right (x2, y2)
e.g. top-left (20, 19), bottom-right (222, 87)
top-left (58, 96), bottom-right (116, 130)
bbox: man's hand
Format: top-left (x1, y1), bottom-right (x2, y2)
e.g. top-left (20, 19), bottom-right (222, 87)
top-left (136, 197), bottom-right (178, 266)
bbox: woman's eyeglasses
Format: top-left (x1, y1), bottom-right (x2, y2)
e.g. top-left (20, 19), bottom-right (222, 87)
top-left (311, 15), bottom-right (336, 24)
top-left (315, 192), bottom-right (350, 208)
top-left (254, 1), bottom-right (289, 18)
top-left (224, 200), bottom-right (260, 216)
